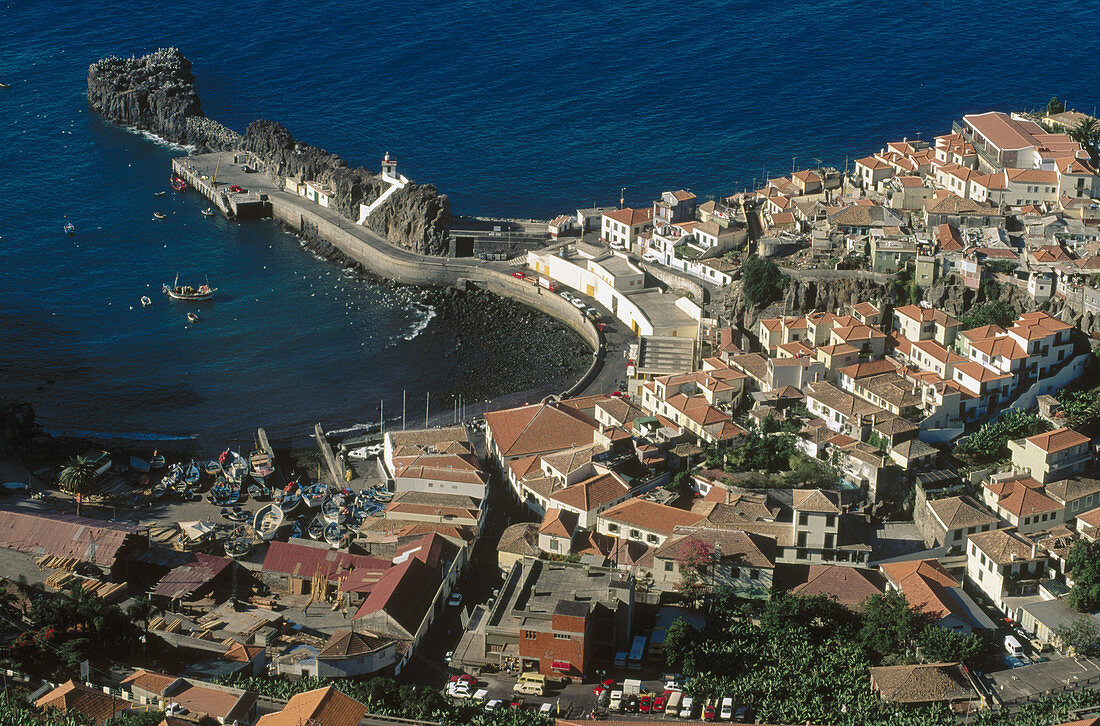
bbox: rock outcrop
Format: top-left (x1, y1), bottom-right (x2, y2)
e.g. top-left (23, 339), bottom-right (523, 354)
top-left (87, 49), bottom-right (451, 255)
top-left (240, 120), bottom-right (451, 255)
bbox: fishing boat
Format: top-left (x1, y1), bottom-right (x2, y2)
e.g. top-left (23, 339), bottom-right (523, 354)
top-left (323, 522), bottom-right (346, 546)
top-left (247, 482), bottom-right (270, 500)
top-left (140, 296), bottom-right (152, 307)
top-left (277, 487), bottom-right (302, 515)
top-left (182, 461), bottom-right (201, 487)
top-left (218, 450), bottom-right (249, 485)
top-left (224, 533), bottom-right (253, 559)
top-left (201, 207), bottom-right (215, 217)
top-left (153, 211), bottom-right (166, 220)
top-left (307, 516), bottom-right (325, 540)
top-left (151, 478), bottom-right (169, 499)
top-left (187, 312), bottom-right (199, 323)
top-left (249, 451), bottom-right (274, 482)
top-left (372, 489), bottom-right (393, 503)
top-left (302, 483), bottom-right (328, 509)
top-left (253, 503), bottom-right (283, 541)
top-left (130, 456), bottom-right (150, 473)
top-left (171, 176), bottom-right (187, 192)
top-left (321, 493), bottom-right (347, 525)
top-left (149, 451), bottom-right (166, 469)
top-left (63, 221), bottom-right (75, 235)
top-left (154, 191), bottom-right (166, 197)
top-left (204, 460), bottom-right (222, 477)
top-left (163, 274), bottom-right (217, 301)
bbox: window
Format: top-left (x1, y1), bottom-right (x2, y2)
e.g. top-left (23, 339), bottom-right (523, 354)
top-left (647, 534), bottom-right (659, 544)
top-left (554, 633), bottom-right (571, 640)
top-left (607, 523), bottom-right (619, 533)
top-left (630, 529), bottom-right (641, 539)
top-left (664, 561), bottom-right (674, 572)
top-left (797, 548), bottom-right (809, 560)
top-left (524, 631), bottom-right (537, 640)
top-left (750, 569), bottom-right (760, 580)
top-left (797, 532), bottom-right (807, 547)
top-left (798, 513), bottom-right (809, 526)
top-left (825, 514), bottom-right (836, 527)
top-left (550, 539), bottom-right (559, 551)
top-left (824, 533), bottom-right (835, 549)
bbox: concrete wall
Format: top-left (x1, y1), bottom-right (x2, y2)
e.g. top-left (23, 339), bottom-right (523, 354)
top-left (639, 261), bottom-right (709, 303)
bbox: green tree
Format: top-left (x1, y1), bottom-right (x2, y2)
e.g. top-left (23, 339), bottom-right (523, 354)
top-left (1047, 96), bottom-right (1065, 115)
top-left (759, 592), bottom-right (857, 643)
top-left (1053, 615), bottom-right (1100, 656)
top-left (725, 430), bottom-right (797, 473)
top-left (127, 594), bottom-right (157, 636)
top-left (954, 409), bottom-right (1052, 464)
top-left (959, 299), bottom-right (1016, 330)
top-left (675, 537), bottom-right (714, 607)
top-left (663, 617), bottom-right (704, 673)
top-left (917, 625), bottom-right (989, 666)
top-left (58, 456), bottom-right (98, 516)
top-left (782, 453), bottom-right (840, 489)
top-left (1067, 539), bottom-right (1100, 612)
top-left (858, 590), bottom-right (934, 660)
top-left (741, 255), bottom-right (787, 309)
top-left (1069, 117), bottom-right (1100, 165)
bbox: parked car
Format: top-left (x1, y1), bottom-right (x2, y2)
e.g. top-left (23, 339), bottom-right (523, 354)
top-left (665, 680), bottom-right (684, 692)
top-left (733, 705), bottom-right (750, 722)
top-left (484, 699), bottom-right (502, 712)
top-left (585, 307), bottom-right (600, 320)
top-left (539, 703), bottom-right (552, 715)
top-left (559, 291), bottom-right (573, 302)
top-left (447, 683), bottom-right (472, 699)
top-left (472, 689), bottom-right (488, 702)
top-left (229, 185), bottom-right (244, 193)
top-left (623, 694), bottom-right (639, 713)
top-left (679, 696), bottom-right (695, 719)
top-left (593, 679), bottom-right (616, 695)
top-left (608, 690), bottom-right (623, 712)
top-left (447, 592), bottom-right (462, 607)
top-left (703, 698), bottom-right (716, 721)
top-left (512, 271), bottom-right (526, 279)
top-left (652, 693), bottom-right (666, 712)
top-left (596, 322), bottom-right (609, 332)
top-left (448, 674), bottom-right (476, 685)
top-left (720, 697), bottom-right (733, 720)
top-left (571, 298), bottom-right (586, 309)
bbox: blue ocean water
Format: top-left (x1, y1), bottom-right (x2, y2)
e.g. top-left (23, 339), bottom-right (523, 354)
top-left (0, 1), bottom-right (1095, 444)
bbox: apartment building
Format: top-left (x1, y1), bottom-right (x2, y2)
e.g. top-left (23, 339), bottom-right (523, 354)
top-left (981, 474), bottom-right (1065, 535)
top-left (1008, 427), bottom-right (1091, 485)
top-left (881, 559), bottom-right (996, 634)
top-left (966, 528), bottom-right (1048, 615)
top-left (601, 207), bottom-right (653, 251)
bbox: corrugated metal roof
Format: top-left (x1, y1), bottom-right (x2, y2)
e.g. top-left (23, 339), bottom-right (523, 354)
top-left (151, 553), bottom-right (232, 600)
top-left (0, 508), bottom-right (140, 567)
top-left (261, 541), bottom-right (388, 581)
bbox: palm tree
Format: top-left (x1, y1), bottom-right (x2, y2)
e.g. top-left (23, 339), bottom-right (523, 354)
top-left (1069, 118), bottom-right (1100, 166)
top-left (57, 456), bottom-right (98, 516)
top-left (126, 594), bottom-right (156, 635)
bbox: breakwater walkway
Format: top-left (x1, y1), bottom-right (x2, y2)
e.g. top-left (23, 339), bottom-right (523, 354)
top-left (172, 153), bottom-right (625, 402)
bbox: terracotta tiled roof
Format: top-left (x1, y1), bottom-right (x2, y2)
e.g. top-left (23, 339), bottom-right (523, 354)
top-left (485, 403), bottom-right (598, 458)
top-left (550, 472), bottom-right (629, 513)
top-left (926, 496), bottom-right (998, 530)
top-left (599, 499), bottom-right (704, 536)
top-left (603, 207), bottom-right (653, 226)
top-left (792, 489), bottom-right (841, 514)
top-left (539, 507), bottom-right (578, 538)
top-left (790, 565), bottom-right (884, 608)
top-left (1046, 476), bottom-right (1100, 504)
top-left (255, 687), bottom-right (367, 726)
top-left (1026, 427), bottom-right (1089, 453)
top-left (317, 629), bottom-right (391, 660)
top-left (223, 642), bottom-right (265, 663)
top-left (968, 528), bottom-right (1038, 566)
top-left (498, 522), bottom-right (540, 557)
top-left (37, 680), bottom-right (130, 724)
top-left (654, 528), bottom-right (775, 569)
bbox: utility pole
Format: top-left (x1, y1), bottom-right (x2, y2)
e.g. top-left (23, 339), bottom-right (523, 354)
top-left (402, 389), bottom-right (406, 431)
top-left (425, 392), bottom-right (430, 428)
top-left (380, 399), bottom-right (384, 437)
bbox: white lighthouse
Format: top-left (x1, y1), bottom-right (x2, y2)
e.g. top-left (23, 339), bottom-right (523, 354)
top-left (358, 151), bottom-right (410, 225)
top-left (381, 152), bottom-right (399, 183)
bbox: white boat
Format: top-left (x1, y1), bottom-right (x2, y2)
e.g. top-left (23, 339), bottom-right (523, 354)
top-left (253, 503), bottom-right (283, 541)
top-left (182, 461), bottom-right (200, 486)
top-left (250, 451), bottom-right (274, 482)
top-left (307, 516), bottom-right (325, 540)
top-left (149, 451), bottom-right (166, 469)
top-left (140, 296), bottom-right (152, 307)
top-left (302, 484), bottom-right (327, 509)
top-left (204, 460), bottom-right (222, 476)
top-left (321, 494), bottom-right (347, 525)
top-left (151, 479), bottom-right (169, 499)
top-left (187, 312), bottom-right (199, 324)
top-left (277, 488), bottom-right (302, 515)
top-left (201, 207), bottom-right (215, 217)
top-left (130, 456), bottom-right (150, 473)
top-left (153, 211), bottom-right (166, 220)
top-left (164, 274), bottom-right (217, 301)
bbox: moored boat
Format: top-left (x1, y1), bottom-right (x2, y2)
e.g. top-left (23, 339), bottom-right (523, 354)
top-left (253, 503), bottom-right (283, 541)
top-left (187, 312), bottom-right (199, 323)
top-left (153, 211), bottom-right (166, 220)
top-left (201, 207), bottom-right (215, 217)
top-left (149, 451), bottom-right (166, 469)
top-left (250, 450), bottom-right (274, 482)
top-left (323, 522), bottom-right (346, 546)
top-left (307, 516), bottom-right (325, 540)
top-left (154, 191), bottom-right (166, 197)
top-left (171, 176), bottom-right (188, 192)
top-left (140, 296), bottom-right (152, 307)
top-left (63, 221), bottom-right (75, 235)
top-left (302, 483), bottom-right (327, 509)
top-left (163, 273), bottom-right (217, 301)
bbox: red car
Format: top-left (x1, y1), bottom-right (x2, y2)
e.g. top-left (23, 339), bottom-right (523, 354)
top-left (593, 679), bottom-right (616, 695)
top-left (229, 185), bottom-right (244, 193)
top-left (512, 271), bottom-right (525, 279)
top-left (653, 694), bottom-right (666, 712)
top-left (638, 694), bottom-right (652, 714)
top-left (596, 323), bottom-right (608, 332)
top-left (448, 674), bottom-right (476, 685)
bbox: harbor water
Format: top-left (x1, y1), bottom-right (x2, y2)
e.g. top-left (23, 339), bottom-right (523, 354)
top-left (0, 1), bottom-right (1094, 444)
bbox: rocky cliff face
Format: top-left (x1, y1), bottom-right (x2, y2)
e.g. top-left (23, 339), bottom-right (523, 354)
top-left (241, 120), bottom-right (451, 255)
top-left (87, 49), bottom-right (451, 255)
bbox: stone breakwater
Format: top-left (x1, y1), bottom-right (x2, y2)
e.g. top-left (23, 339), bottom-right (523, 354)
top-left (87, 48), bottom-right (450, 255)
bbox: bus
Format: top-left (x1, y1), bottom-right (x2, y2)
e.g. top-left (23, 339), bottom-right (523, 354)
top-left (627, 634), bottom-right (647, 670)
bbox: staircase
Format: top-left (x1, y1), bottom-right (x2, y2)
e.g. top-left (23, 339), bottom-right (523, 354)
top-left (358, 169), bottom-right (408, 224)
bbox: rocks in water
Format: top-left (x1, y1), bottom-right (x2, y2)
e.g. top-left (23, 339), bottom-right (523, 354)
top-left (87, 49), bottom-right (452, 256)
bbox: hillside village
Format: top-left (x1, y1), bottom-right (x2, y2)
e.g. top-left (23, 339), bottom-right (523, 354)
top-left (7, 104), bottom-right (1100, 726)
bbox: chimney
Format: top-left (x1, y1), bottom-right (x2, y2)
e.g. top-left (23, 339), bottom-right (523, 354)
top-left (1031, 542), bottom-right (1038, 559)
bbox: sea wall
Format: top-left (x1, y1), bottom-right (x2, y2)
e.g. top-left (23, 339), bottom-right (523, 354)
top-left (87, 48), bottom-right (450, 255)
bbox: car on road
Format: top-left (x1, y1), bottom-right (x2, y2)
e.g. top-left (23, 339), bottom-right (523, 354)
top-left (472, 689), bottom-right (488, 703)
top-left (596, 322), bottom-right (608, 332)
top-left (448, 674), bottom-right (476, 685)
top-left (229, 185), bottom-right (244, 193)
top-left (593, 679), bottom-right (616, 695)
top-left (680, 696), bottom-right (695, 719)
top-left (512, 271), bottom-right (525, 279)
top-left (484, 699), bottom-right (502, 712)
top-left (720, 697), bottom-right (733, 720)
top-left (608, 690), bottom-right (622, 712)
top-left (642, 252), bottom-right (661, 263)
top-left (585, 307), bottom-right (600, 320)
top-left (447, 592), bottom-right (463, 607)
top-left (539, 703), bottom-right (552, 715)
top-left (571, 298), bottom-right (586, 309)
top-left (446, 683), bottom-right (472, 699)
top-left (559, 291), bottom-right (573, 301)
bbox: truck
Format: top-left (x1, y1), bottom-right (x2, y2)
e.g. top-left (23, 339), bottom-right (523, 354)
top-left (622, 678), bottom-right (642, 695)
top-left (665, 690), bottom-right (683, 716)
top-left (538, 277), bottom-right (558, 292)
top-left (1004, 635), bottom-right (1025, 658)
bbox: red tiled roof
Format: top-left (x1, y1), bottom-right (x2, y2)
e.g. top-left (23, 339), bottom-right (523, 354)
top-left (790, 565), bottom-right (885, 608)
top-left (352, 556), bottom-right (441, 637)
top-left (1027, 427), bottom-right (1089, 453)
top-left (484, 403), bottom-right (598, 458)
top-left (256, 687), bottom-right (367, 726)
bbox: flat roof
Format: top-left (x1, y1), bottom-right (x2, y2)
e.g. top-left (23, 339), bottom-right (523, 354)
top-left (985, 656), bottom-right (1100, 705)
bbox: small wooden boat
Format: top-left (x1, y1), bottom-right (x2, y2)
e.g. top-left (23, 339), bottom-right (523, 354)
top-left (307, 516), bottom-right (325, 540)
top-left (140, 296), bottom-right (152, 307)
top-left (321, 494), bottom-right (347, 525)
top-left (153, 211), bottom-right (166, 220)
top-left (151, 479), bottom-right (169, 499)
top-left (63, 221), bottom-right (75, 235)
top-left (163, 274), bottom-right (217, 301)
top-left (247, 482), bottom-right (270, 500)
top-left (250, 451), bottom-right (274, 482)
top-left (182, 461), bottom-right (201, 486)
top-left (187, 312), bottom-right (199, 323)
top-left (204, 460), bottom-right (222, 477)
top-left (277, 488), bottom-right (302, 515)
top-left (302, 483), bottom-right (328, 509)
top-left (224, 536), bottom-right (252, 559)
top-left (171, 176), bottom-right (187, 192)
top-left (201, 208), bottom-right (215, 217)
top-left (324, 522), bottom-right (346, 546)
top-left (130, 456), bottom-right (150, 473)
top-left (154, 191), bottom-right (166, 197)
top-left (149, 451), bottom-right (166, 469)
top-left (253, 503), bottom-right (283, 541)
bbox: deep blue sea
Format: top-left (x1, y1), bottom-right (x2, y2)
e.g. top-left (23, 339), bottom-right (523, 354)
top-left (1, 1), bottom-right (1096, 445)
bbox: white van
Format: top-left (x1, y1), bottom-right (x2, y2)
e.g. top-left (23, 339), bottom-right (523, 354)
top-left (609, 690), bottom-right (623, 712)
top-left (1005, 635), bottom-right (1025, 658)
top-left (720, 698), bottom-right (733, 720)
top-left (679, 695), bottom-right (695, 719)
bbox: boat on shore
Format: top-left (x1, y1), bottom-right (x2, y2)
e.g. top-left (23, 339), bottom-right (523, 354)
top-left (307, 516), bottom-right (325, 540)
top-left (302, 483), bottom-right (328, 509)
top-left (224, 531), bottom-right (253, 559)
top-left (204, 460), bottom-right (222, 477)
top-left (324, 522), bottom-right (346, 547)
top-left (182, 461), bottom-right (200, 486)
top-left (321, 493), bottom-right (347, 525)
top-left (130, 456), bottom-right (150, 473)
top-left (253, 503), bottom-right (283, 541)
top-left (250, 450), bottom-right (274, 483)
top-left (149, 451), bottom-right (165, 469)
top-left (277, 487), bottom-right (302, 515)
